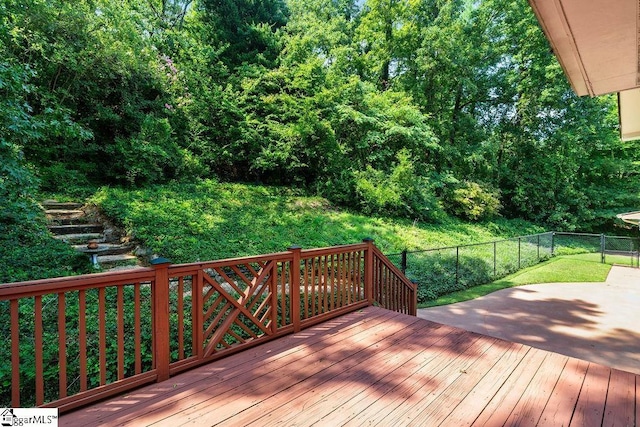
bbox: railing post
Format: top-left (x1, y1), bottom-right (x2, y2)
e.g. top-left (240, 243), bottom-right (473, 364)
top-left (151, 257), bottom-right (171, 382)
top-left (363, 238), bottom-right (375, 306)
top-left (401, 249), bottom-right (407, 275)
top-left (288, 245), bottom-right (302, 333)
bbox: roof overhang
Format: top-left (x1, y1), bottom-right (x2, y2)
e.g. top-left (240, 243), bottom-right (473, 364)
top-left (528, 0), bottom-right (640, 140)
top-left (527, 0), bottom-right (638, 97)
top-left (617, 211), bottom-right (640, 226)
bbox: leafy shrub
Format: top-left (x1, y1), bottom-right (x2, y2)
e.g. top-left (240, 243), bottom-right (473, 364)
top-left (443, 180), bottom-right (501, 221)
top-left (106, 116), bottom-right (184, 186)
top-left (406, 251), bottom-right (493, 303)
top-left (403, 236), bottom-right (551, 303)
top-left (354, 150), bottom-right (442, 221)
top-left (37, 163), bottom-right (93, 195)
top-left (0, 223), bottom-right (90, 283)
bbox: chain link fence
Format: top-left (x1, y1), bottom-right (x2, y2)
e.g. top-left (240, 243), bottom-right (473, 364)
top-left (386, 231), bottom-right (638, 304)
top-left (553, 232), bottom-right (639, 266)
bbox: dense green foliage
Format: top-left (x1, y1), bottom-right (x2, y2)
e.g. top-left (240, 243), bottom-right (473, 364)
top-left (397, 232), bottom-right (553, 302)
top-left (0, 224), bottom-right (89, 283)
top-left (1, 0), bottom-right (638, 235)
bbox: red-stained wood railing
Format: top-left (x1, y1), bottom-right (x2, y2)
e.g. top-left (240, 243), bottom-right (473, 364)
top-left (0, 240), bottom-right (414, 413)
top-left (371, 245), bottom-right (417, 316)
top-left (0, 269), bottom-right (158, 412)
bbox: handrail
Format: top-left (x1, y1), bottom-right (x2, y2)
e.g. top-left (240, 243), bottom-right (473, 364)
top-left (0, 240), bottom-right (414, 413)
top-left (371, 246), bottom-right (417, 315)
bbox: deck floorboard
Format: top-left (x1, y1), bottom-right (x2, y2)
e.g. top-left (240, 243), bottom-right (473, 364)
top-left (60, 306), bottom-right (639, 427)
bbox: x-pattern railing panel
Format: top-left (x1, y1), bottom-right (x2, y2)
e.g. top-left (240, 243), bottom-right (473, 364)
top-left (200, 261), bottom-right (277, 357)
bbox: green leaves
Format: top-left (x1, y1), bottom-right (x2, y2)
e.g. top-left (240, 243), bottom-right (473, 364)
top-left (0, 0), bottom-right (635, 234)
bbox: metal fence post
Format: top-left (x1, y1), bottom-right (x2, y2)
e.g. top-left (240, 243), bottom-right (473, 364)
top-left (537, 234), bottom-right (540, 260)
top-left (518, 237), bottom-right (521, 270)
top-left (455, 246), bottom-right (459, 287)
top-left (493, 241), bottom-right (497, 277)
top-left (551, 232), bottom-right (555, 255)
top-left (600, 234), bottom-right (605, 264)
top-left (401, 249), bottom-right (407, 275)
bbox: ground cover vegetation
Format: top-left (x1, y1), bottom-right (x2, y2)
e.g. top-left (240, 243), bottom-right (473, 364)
top-left (2, 0), bottom-right (639, 282)
top-left (90, 180), bottom-right (542, 262)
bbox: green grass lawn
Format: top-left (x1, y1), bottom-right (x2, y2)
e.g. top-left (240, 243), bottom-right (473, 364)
top-left (420, 255), bottom-right (612, 308)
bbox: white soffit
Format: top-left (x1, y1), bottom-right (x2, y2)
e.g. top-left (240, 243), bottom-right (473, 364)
top-left (528, 0), bottom-right (638, 97)
top-left (619, 88), bottom-right (640, 141)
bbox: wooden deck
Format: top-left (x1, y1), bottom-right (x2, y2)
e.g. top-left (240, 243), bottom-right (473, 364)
top-left (61, 306), bottom-right (639, 426)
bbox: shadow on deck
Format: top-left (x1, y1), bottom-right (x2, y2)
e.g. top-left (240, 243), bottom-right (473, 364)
top-left (61, 306), bottom-right (639, 426)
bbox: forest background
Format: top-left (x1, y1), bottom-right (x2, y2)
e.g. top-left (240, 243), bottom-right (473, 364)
top-left (2, 0), bottom-right (639, 273)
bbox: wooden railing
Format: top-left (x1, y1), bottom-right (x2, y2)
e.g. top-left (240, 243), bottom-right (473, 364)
top-left (0, 240), bottom-right (415, 412)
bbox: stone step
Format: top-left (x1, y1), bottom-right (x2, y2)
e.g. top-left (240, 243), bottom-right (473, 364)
top-left (49, 224), bottom-right (103, 235)
top-left (53, 233), bottom-right (103, 244)
top-left (48, 217), bottom-right (92, 226)
top-left (105, 265), bottom-right (147, 273)
top-left (46, 209), bottom-right (85, 219)
top-left (98, 254), bottom-right (138, 264)
top-left (42, 201), bottom-right (84, 210)
top-left (72, 243), bottom-right (132, 256)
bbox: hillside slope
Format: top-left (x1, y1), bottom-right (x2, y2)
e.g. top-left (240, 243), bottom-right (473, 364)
top-left (90, 180), bottom-right (543, 263)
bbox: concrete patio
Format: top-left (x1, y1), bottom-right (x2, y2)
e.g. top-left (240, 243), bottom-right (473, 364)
top-left (418, 265), bottom-right (640, 374)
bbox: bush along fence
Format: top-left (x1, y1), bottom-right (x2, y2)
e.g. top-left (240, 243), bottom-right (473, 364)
top-left (0, 240), bottom-right (415, 412)
top-left (386, 231), bottom-right (639, 304)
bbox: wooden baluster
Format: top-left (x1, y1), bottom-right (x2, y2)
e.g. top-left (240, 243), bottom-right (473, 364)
top-left (195, 270), bottom-right (203, 359)
top-left (310, 258), bottom-right (317, 317)
top-left (117, 285), bottom-right (125, 380)
top-left (35, 296), bottom-right (44, 405)
top-left (270, 263), bottom-right (278, 331)
top-left (58, 292), bottom-right (67, 398)
top-left (302, 258), bottom-right (309, 320)
top-left (355, 251), bottom-right (362, 301)
top-left (322, 256), bottom-right (328, 313)
top-left (347, 252), bottom-right (352, 305)
top-left (178, 276), bottom-right (184, 360)
top-left (99, 287), bottom-right (106, 386)
top-left (11, 299), bottom-right (20, 407)
top-left (134, 284), bottom-right (142, 374)
top-left (280, 262), bottom-right (287, 326)
top-left (79, 290), bottom-right (87, 391)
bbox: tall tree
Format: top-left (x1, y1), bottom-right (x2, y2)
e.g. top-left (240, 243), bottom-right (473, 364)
top-left (198, 0), bottom-right (289, 69)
